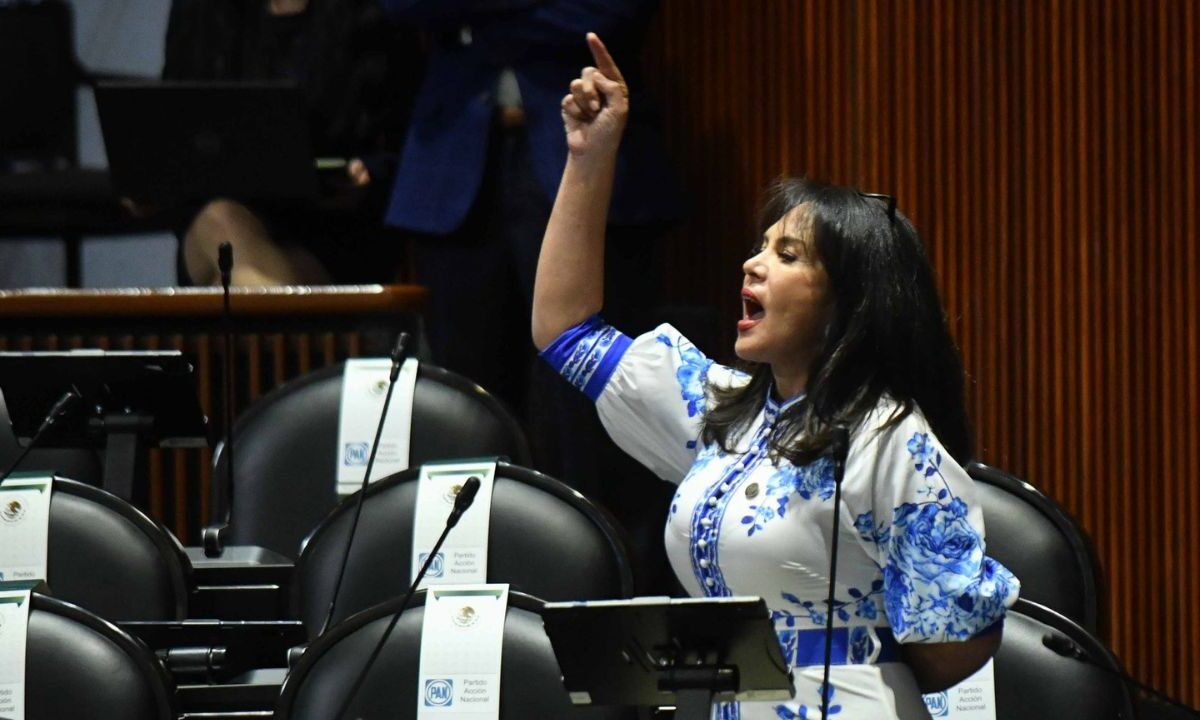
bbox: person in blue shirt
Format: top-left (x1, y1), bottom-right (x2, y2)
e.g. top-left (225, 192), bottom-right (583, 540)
top-left (381, 0), bottom-right (683, 589)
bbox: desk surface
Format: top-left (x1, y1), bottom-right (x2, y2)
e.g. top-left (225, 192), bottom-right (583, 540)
top-left (0, 284), bottom-right (429, 317)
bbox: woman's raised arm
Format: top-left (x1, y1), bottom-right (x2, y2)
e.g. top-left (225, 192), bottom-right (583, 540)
top-left (531, 33), bottom-right (629, 350)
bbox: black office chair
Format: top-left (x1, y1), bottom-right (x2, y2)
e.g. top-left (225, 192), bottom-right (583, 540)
top-left (967, 461), bottom-right (1102, 631)
top-left (46, 477), bottom-right (192, 621)
top-left (987, 598), bottom-right (1134, 720)
top-left (26, 593), bottom-right (175, 720)
top-left (295, 461), bottom-right (634, 636)
top-left (216, 362), bottom-right (532, 559)
top-left (276, 590), bottom-right (634, 720)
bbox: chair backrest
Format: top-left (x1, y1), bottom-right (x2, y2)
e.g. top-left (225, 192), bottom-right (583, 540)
top-left (48, 477), bottom-right (192, 620)
top-left (987, 598), bottom-right (1134, 720)
top-left (967, 461), bottom-right (1101, 631)
top-left (276, 590), bottom-right (634, 720)
top-left (295, 461), bottom-right (634, 636)
top-left (26, 593), bottom-right (175, 720)
top-left (223, 362), bottom-right (532, 558)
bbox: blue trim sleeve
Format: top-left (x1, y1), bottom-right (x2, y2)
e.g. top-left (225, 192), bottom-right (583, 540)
top-left (539, 315), bottom-right (633, 402)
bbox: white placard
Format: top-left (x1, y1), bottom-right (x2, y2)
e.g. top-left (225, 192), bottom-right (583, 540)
top-left (0, 588), bottom-right (32, 720)
top-left (0, 474), bottom-right (53, 586)
top-left (336, 357), bottom-right (419, 496)
top-left (412, 461), bottom-right (496, 589)
top-left (923, 660), bottom-right (996, 719)
top-left (417, 584), bottom-right (508, 719)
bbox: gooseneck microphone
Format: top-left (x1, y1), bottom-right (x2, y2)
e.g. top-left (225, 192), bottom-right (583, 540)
top-left (0, 389), bottom-right (81, 485)
top-left (332, 475), bottom-right (483, 720)
top-left (205, 242), bottom-right (236, 557)
top-left (319, 331), bottom-right (411, 636)
top-left (1042, 632), bottom-right (1200, 717)
top-left (820, 426), bottom-right (851, 720)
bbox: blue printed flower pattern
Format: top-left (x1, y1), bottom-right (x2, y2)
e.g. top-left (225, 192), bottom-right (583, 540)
top-left (774, 684), bottom-right (841, 719)
top-left (657, 333), bottom-right (712, 418)
top-left (857, 432), bottom-right (1019, 641)
top-left (741, 457), bottom-right (835, 536)
top-left (776, 583), bottom-right (883, 629)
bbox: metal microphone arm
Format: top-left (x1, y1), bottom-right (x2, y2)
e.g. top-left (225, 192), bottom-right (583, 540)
top-left (331, 475), bottom-right (482, 720)
top-left (0, 388), bottom-right (80, 485)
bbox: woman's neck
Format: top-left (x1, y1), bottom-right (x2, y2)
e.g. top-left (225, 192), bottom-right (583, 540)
top-left (770, 365), bottom-right (808, 402)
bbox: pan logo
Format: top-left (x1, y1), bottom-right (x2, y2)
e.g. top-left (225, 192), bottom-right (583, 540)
top-left (419, 552), bottom-right (445, 577)
top-left (343, 442), bottom-right (369, 466)
top-left (923, 691), bottom-right (950, 717)
top-left (425, 679), bottom-right (454, 707)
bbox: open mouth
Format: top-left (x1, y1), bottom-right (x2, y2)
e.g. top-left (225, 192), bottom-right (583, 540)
top-left (742, 295), bottom-right (765, 321)
top-left (739, 291), bottom-right (764, 332)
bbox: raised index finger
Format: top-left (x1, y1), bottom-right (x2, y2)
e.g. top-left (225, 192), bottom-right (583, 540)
top-left (587, 32), bottom-right (625, 84)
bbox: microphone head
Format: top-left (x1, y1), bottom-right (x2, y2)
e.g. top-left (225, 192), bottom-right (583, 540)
top-left (391, 332), bottom-right (411, 364)
top-left (828, 425), bottom-right (851, 458)
top-left (218, 242), bottom-right (234, 274)
top-left (454, 476), bottom-right (482, 514)
top-left (389, 332), bottom-right (411, 381)
top-left (48, 388), bottom-right (81, 422)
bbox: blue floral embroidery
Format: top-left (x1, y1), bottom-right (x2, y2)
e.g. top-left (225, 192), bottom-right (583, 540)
top-left (854, 511), bottom-right (890, 546)
top-left (872, 432), bottom-right (1019, 641)
top-left (774, 684), bottom-right (841, 719)
top-left (741, 502), bottom-right (776, 536)
top-left (789, 457), bottom-right (836, 501)
top-left (778, 583), bottom-right (883, 627)
top-left (671, 444), bottom-right (723, 518)
top-left (907, 432), bottom-right (943, 478)
top-left (558, 324), bottom-right (622, 394)
top-left (657, 333), bottom-right (713, 418)
top-left (680, 445), bottom-right (723, 506)
top-left (740, 458), bottom-right (835, 536)
top-left (848, 626), bottom-right (875, 664)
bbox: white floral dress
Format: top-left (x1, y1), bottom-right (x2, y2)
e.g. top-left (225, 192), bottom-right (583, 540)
top-left (542, 317), bottom-right (1020, 720)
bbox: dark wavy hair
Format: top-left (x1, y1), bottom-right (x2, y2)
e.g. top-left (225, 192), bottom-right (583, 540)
top-left (700, 177), bottom-right (972, 466)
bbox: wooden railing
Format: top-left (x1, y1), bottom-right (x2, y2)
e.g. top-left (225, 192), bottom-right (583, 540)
top-left (0, 284), bottom-right (428, 541)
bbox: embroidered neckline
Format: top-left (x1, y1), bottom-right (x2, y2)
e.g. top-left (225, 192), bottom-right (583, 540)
top-left (765, 385), bottom-right (805, 416)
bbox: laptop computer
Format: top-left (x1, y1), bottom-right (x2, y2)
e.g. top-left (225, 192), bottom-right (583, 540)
top-left (95, 81), bottom-right (321, 203)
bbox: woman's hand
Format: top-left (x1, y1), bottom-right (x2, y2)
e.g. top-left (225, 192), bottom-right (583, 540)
top-left (562, 33), bottom-right (628, 159)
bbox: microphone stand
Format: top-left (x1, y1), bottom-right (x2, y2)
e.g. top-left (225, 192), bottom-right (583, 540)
top-left (820, 427), bottom-right (851, 720)
top-left (204, 242), bottom-right (236, 557)
top-left (0, 389), bottom-right (80, 485)
top-left (331, 475), bottom-right (482, 720)
top-left (1042, 632), bottom-right (1200, 718)
top-left (318, 331), bottom-right (411, 636)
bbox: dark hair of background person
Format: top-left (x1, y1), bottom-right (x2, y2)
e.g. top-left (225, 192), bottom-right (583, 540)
top-left (701, 177), bottom-right (973, 466)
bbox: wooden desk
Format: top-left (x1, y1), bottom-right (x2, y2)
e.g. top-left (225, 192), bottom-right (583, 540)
top-left (0, 284), bottom-right (428, 540)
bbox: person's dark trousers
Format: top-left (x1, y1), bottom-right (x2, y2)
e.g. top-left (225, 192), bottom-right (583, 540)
top-left (412, 123), bottom-right (677, 596)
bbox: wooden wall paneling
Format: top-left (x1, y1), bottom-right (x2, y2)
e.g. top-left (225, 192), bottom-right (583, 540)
top-left (646, 0), bottom-right (1198, 705)
top-left (1185, 1), bottom-right (1199, 700)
